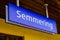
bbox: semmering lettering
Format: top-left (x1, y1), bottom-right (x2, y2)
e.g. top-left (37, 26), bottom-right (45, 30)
top-left (16, 10), bottom-right (53, 30)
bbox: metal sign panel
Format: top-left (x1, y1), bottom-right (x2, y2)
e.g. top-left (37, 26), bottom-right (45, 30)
top-left (6, 3), bottom-right (57, 34)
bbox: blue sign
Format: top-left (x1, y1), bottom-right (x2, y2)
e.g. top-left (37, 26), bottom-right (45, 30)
top-left (6, 3), bottom-right (57, 34)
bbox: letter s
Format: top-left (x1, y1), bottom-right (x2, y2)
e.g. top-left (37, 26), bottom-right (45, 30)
top-left (16, 10), bottom-right (21, 18)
